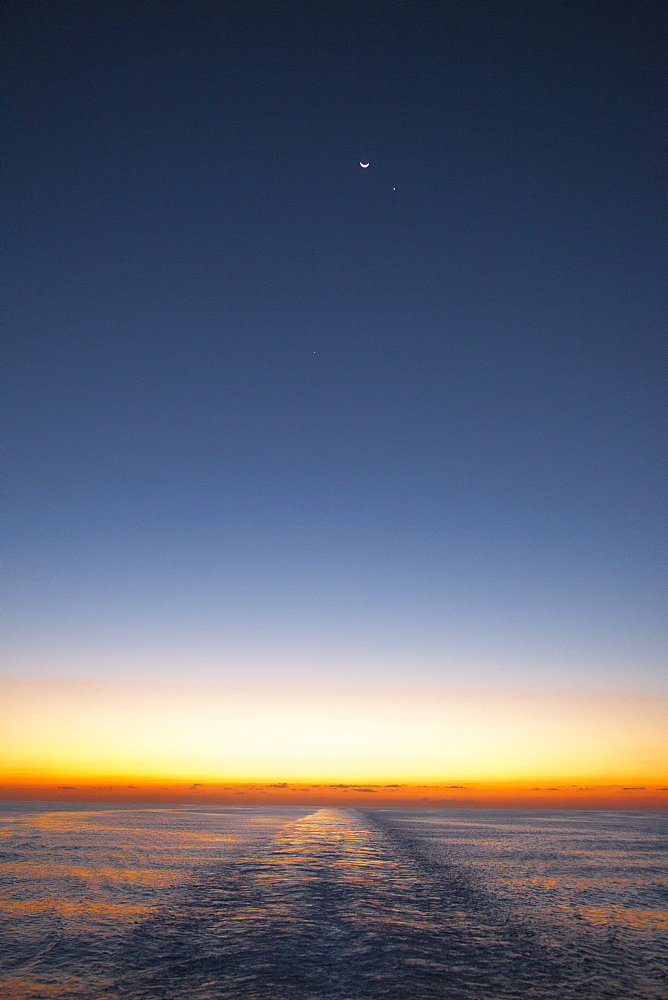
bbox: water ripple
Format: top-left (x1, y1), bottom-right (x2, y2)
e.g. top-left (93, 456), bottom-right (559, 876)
top-left (1, 804), bottom-right (665, 999)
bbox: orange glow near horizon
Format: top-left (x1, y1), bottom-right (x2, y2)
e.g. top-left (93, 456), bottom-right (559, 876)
top-left (2, 677), bottom-right (666, 809)
top-left (2, 780), bottom-right (667, 812)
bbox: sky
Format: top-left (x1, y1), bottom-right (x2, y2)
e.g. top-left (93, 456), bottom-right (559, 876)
top-left (3, 1), bottom-right (666, 805)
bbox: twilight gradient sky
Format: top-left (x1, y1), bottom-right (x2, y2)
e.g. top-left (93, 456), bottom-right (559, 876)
top-left (3, 2), bottom-right (666, 792)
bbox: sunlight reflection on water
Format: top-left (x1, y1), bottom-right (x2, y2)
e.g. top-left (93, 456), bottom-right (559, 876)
top-left (0, 804), bottom-right (666, 999)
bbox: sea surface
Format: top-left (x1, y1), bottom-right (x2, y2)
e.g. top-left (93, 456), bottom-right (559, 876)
top-left (0, 803), bottom-right (666, 999)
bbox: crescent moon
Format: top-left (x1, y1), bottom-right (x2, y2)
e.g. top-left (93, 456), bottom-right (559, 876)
top-left (360, 162), bottom-right (370, 168)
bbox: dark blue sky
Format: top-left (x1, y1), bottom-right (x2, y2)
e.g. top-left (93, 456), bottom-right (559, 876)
top-left (4, 1), bottom-right (666, 691)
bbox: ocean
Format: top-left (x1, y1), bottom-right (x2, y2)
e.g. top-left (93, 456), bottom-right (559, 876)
top-left (0, 803), bottom-right (666, 999)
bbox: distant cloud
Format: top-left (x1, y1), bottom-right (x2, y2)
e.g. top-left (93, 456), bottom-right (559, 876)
top-left (268, 783), bottom-right (289, 788)
top-left (58, 785), bottom-right (76, 789)
top-left (384, 784), bottom-right (403, 788)
top-left (298, 788), bottom-right (310, 792)
top-left (433, 798), bottom-right (479, 805)
top-left (444, 785), bottom-right (465, 789)
top-left (623, 786), bottom-right (646, 791)
top-left (352, 787), bottom-right (377, 793)
top-left (329, 784), bottom-right (350, 788)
